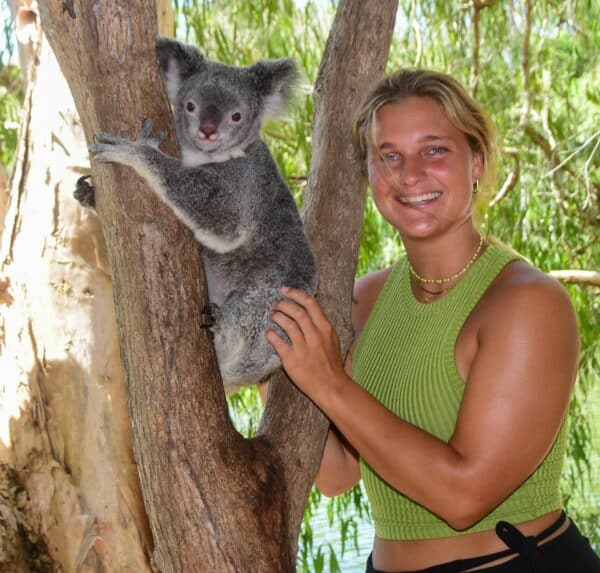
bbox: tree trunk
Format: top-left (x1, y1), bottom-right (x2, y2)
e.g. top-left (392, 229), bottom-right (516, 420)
top-left (38, 2), bottom-right (286, 571)
top-left (0, 0), bottom-right (400, 571)
top-left (0, 13), bottom-right (153, 573)
top-left (260, 0), bottom-right (399, 552)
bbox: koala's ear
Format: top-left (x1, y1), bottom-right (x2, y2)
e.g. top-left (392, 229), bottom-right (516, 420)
top-left (249, 59), bottom-right (302, 120)
top-left (155, 37), bottom-right (206, 103)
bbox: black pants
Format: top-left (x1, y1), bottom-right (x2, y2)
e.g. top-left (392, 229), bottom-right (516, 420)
top-left (365, 512), bottom-right (600, 572)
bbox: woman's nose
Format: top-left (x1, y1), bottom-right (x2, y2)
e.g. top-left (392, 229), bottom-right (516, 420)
top-left (398, 155), bottom-right (424, 185)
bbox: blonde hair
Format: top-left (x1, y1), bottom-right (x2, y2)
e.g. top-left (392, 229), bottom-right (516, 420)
top-left (353, 69), bottom-right (498, 221)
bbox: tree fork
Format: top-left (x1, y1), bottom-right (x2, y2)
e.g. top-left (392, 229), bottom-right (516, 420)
top-left (38, 2), bottom-right (287, 570)
top-left (260, 0), bottom-right (398, 554)
top-left (38, 0), bottom-right (398, 570)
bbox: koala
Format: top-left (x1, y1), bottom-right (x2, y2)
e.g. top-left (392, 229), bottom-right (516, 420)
top-left (87, 38), bottom-right (317, 393)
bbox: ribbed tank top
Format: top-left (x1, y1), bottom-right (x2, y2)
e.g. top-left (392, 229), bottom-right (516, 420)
top-left (353, 245), bottom-right (567, 540)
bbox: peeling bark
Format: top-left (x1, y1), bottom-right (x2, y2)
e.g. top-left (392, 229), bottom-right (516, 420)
top-left (0, 30), bottom-right (153, 570)
top-left (0, 2), bottom-right (164, 571)
top-left (0, 464), bottom-right (57, 572)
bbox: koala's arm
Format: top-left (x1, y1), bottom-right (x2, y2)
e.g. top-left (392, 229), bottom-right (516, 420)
top-left (89, 120), bottom-right (249, 252)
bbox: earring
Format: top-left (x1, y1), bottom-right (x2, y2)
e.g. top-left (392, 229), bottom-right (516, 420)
top-left (473, 179), bottom-right (480, 194)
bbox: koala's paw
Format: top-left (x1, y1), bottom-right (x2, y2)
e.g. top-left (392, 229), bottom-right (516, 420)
top-left (88, 120), bottom-right (166, 165)
top-left (89, 132), bottom-right (136, 165)
top-left (74, 175), bottom-right (96, 210)
top-left (200, 303), bottom-right (220, 335)
top-left (139, 118), bottom-right (167, 149)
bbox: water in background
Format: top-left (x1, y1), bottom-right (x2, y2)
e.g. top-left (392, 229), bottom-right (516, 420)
top-left (308, 499), bottom-right (374, 572)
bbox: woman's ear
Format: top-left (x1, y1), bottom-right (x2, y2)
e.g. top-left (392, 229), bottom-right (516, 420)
top-left (472, 151), bottom-right (483, 183)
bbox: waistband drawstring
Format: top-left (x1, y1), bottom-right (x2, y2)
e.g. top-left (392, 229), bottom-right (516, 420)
top-left (495, 521), bottom-right (539, 571)
top-left (495, 511), bottom-right (567, 573)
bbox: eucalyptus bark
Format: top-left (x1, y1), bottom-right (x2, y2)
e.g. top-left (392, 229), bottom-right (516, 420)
top-left (260, 1), bottom-right (399, 551)
top-left (36, 0), bottom-right (397, 571)
top-left (0, 7), bottom-right (153, 571)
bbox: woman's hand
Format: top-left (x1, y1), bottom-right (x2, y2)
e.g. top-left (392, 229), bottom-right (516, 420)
top-left (266, 287), bottom-right (347, 403)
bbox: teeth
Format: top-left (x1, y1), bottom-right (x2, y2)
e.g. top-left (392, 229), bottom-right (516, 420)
top-left (399, 192), bottom-right (441, 204)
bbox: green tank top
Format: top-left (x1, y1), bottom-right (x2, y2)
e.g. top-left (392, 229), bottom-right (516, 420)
top-left (353, 245), bottom-right (567, 540)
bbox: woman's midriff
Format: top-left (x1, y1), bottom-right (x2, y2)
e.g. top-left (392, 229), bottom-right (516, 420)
top-left (372, 509), bottom-right (567, 572)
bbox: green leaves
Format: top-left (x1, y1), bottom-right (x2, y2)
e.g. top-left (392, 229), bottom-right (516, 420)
top-left (0, 64), bottom-right (22, 173)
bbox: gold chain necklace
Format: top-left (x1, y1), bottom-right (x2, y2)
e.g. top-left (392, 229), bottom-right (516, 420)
top-left (409, 235), bottom-right (484, 285)
top-left (416, 282), bottom-right (454, 296)
top-left (414, 281), bottom-right (454, 303)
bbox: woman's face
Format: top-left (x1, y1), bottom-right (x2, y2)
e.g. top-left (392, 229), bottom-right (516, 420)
top-left (367, 96), bottom-right (482, 241)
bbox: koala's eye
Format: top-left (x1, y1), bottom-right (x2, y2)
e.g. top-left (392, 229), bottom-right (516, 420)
top-left (186, 101), bottom-right (196, 113)
top-left (231, 112), bottom-right (242, 122)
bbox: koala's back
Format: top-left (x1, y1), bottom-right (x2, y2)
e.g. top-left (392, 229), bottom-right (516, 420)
top-left (201, 140), bottom-right (317, 303)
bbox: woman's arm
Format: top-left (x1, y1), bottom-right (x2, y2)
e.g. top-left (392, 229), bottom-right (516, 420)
top-left (314, 427), bottom-right (360, 496)
top-left (311, 267), bottom-right (393, 497)
top-left (266, 264), bottom-right (579, 528)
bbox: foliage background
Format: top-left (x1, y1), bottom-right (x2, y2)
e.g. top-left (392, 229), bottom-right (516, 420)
top-left (1, 0), bottom-right (598, 570)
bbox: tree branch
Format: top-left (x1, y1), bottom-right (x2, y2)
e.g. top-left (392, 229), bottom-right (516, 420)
top-left (39, 0), bottom-right (400, 569)
top-left (549, 270), bottom-right (600, 287)
top-left (259, 0), bottom-right (399, 556)
top-left (470, 0), bottom-right (501, 95)
top-left (470, 0), bottom-right (482, 96)
top-left (473, 0), bottom-right (500, 8)
top-left (490, 148), bottom-right (520, 208)
top-left (519, 0), bottom-right (533, 130)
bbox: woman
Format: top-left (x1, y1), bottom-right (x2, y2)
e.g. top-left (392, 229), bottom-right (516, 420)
top-left (266, 69), bottom-right (600, 572)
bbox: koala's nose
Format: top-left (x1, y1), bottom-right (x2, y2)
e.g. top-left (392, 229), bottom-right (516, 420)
top-left (200, 119), bottom-right (218, 139)
top-left (199, 106), bottom-right (221, 140)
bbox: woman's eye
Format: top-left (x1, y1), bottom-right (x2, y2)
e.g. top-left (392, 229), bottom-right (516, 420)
top-left (231, 112), bottom-right (242, 122)
top-left (384, 154), bottom-right (399, 162)
top-left (186, 101), bottom-right (196, 113)
top-left (428, 146), bottom-right (448, 155)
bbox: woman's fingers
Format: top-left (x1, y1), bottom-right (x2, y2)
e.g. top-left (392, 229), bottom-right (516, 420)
top-left (270, 309), bottom-right (305, 345)
top-left (272, 298), bottom-right (314, 334)
top-left (269, 287), bottom-right (339, 354)
top-left (278, 287), bottom-right (331, 329)
top-left (265, 327), bottom-right (291, 356)
top-left (266, 288), bottom-right (345, 399)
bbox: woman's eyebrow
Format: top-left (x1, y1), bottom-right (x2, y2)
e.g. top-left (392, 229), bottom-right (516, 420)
top-left (417, 134), bottom-right (453, 143)
top-left (378, 135), bottom-right (453, 149)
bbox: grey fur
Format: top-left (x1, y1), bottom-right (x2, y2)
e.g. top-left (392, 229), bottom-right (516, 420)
top-left (89, 38), bottom-right (317, 393)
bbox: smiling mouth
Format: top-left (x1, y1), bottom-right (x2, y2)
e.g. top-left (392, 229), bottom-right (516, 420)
top-left (398, 192), bottom-right (442, 205)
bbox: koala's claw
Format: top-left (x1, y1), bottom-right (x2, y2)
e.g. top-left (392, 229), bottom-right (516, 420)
top-left (89, 143), bottom-right (115, 163)
top-left (88, 120), bottom-right (165, 165)
top-left (74, 175), bottom-right (96, 210)
top-left (140, 118), bottom-right (166, 147)
top-left (200, 303), bottom-right (220, 330)
top-left (93, 132), bottom-right (125, 145)
top-left (200, 304), bottom-right (217, 341)
top-left (89, 131), bottom-right (130, 164)
top-left (141, 118), bottom-right (154, 138)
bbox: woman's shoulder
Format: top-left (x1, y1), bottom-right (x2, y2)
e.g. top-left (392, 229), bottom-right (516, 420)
top-left (489, 257), bottom-right (572, 302)
top-left (352, 266), bottom-right (395, 337)
top-left (479, 255), bottom-right (577, 334)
